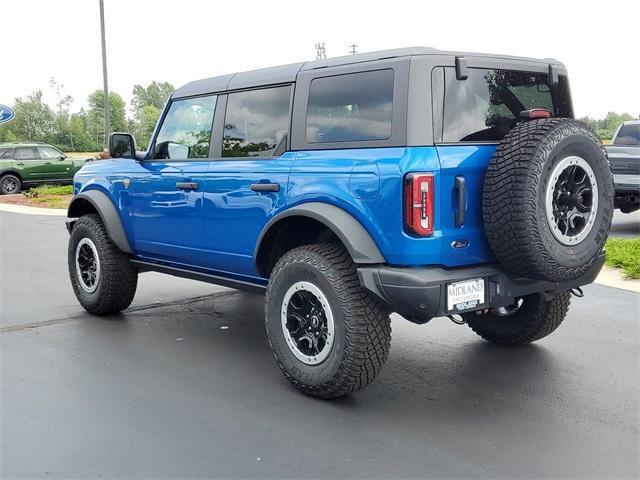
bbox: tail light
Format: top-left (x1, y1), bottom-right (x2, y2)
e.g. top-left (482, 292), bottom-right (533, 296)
top-left (404, 173), bottom-right (434, 237)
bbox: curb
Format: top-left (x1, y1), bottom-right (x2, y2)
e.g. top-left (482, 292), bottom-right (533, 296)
top-left (0, 203), bottom-right (67, 216)
top-left (594, 266), bottom-right (640, 294)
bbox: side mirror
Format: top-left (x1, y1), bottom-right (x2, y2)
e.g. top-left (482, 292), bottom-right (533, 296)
top-left (155, 141), bottom-right (190, 160)
top-left (109, 132), bottom-right (136, 158)
top-left (167, 142), bottom-right (190, 159)
top-left (58, 155), bottom-right (66, 161)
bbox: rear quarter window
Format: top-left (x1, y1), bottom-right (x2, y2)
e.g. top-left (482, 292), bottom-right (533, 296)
top-left (306, 69), bottom-right (394, 143)
top-left (439, 67), bottom-right (572, 143)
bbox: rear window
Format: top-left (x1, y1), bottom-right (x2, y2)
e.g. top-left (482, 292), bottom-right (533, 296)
top-left (440, 68), bottom-right (573, 142)
top-left (306, 69), bottom-right (394, 143)
top-left (613, 124), bottom-right (640, 146)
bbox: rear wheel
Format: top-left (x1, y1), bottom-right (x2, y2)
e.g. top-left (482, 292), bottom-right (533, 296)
top-left (68, 214), bottom-right (138, 315)
top-left (265, 243), bottom-right (391, 399)
top-left (462, 292), bottom-right (571, 346)
top-left (1, 174), bottom-right (21, 194)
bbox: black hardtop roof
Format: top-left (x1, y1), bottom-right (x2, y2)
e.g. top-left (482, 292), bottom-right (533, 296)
top-left (172, 46), bottom-right (563, 99)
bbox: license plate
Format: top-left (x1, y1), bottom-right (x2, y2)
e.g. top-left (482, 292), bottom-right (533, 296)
top-left (446, 278), bottom-right (486, 313)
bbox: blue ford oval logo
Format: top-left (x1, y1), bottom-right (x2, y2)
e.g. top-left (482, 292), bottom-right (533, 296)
top-left (451, 239), bottom-right (470, 249)
top-left (0, 104), bottom-right (15, 124)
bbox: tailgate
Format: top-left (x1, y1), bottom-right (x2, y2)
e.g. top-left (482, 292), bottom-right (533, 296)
top-left (435, 145), bottom-right (495, 267)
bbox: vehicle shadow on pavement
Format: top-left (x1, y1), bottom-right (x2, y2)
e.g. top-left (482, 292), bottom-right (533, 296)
top-left (86, 289), bottom-right (563, 419)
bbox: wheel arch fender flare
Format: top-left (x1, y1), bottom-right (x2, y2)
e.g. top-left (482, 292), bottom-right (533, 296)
top-left (254, 202), bottom-right (385, 267)
top-left (67, 190), bottom-right (133, 254)
top-left (1, 169), bottom-right (23, 181)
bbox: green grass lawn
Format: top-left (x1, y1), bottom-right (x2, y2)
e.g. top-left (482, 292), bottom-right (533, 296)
top-left (24, 184), bottom-right (74, 197)
top-left (605, 238), bottom-right (640, 279)
top-left (21, 184), bottom-right (73, 209)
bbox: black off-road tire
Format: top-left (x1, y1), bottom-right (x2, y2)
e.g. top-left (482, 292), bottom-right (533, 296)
top-left (483, 118), bottom-right (614, 282)
top-left (68, 214), bottom-right (138, 315)
top-left (1, 174), bottom-right (21, 194)
top-left (265, 243), bottom-right (391, 399)
top-left (462, 292), bottom-right (571, 346)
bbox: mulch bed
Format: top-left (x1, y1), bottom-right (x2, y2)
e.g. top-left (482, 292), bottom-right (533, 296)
top-left (0, 194), bottom-right (72, 209)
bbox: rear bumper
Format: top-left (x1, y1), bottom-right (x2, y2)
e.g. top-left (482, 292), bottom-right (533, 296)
top-left (358, 253), bottom-right (605, 322)
top-left (613, 174), bottom-right (640, 190)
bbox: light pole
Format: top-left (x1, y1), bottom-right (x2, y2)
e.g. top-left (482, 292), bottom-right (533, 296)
top-left (99, 0), bottom-right (110, 148)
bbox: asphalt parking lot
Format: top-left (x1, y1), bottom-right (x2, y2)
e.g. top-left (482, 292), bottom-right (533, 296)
top-left (610, 209), bottom-right (640, 239)
top-left (1, 210), bottom-right (639, 479)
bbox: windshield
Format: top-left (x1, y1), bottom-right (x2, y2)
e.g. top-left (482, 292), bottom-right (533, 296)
top-left (613, 124), bottom-right (640, 146)
top-left (439, 67), bottom-right (573, 142)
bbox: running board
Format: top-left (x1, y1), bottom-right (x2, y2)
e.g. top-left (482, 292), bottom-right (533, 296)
top-left (130, 260), bottom-right (267, 294)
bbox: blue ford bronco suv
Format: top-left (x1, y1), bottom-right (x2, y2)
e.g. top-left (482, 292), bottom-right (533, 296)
top-left (67, 48), bottom-right (613, 398)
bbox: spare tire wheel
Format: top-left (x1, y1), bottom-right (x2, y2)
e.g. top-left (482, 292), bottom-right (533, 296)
top-left (483, 118), bottom-right (613, 282)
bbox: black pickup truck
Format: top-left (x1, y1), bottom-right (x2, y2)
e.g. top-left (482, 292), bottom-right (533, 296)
top-left (606, 120), bottom-right (640, 213)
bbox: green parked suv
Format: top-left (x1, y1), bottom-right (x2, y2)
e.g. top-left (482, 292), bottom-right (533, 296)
top-left (0, 142), bottom-right (86, 194)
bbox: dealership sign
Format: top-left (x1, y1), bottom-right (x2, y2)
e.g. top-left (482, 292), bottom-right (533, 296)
top-left (0, 104), bottom-right (15, 124)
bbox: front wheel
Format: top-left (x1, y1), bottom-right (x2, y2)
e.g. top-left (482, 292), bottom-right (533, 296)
top-left (265, 243), bottom-right (391, 399)
top-left (68, 214), bottom-right (138, 315)
top-left (462, 292), bottom-right (571, 346)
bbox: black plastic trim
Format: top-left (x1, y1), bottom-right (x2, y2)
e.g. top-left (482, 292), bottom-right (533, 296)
top-left (130, 260), bottom-right (266, 293)
top-left (455, 56), bottom-right (468, 80)
top-left (358, 253), bottom-right (606, 322)
top-left (254, 202), bottom-right (385, 265)
top-left (455, 176), bottom-right (466, 227)
top-left (67, 191), bottom-right (133, 254)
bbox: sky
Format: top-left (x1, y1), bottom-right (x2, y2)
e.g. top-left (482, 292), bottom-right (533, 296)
top-left (1, 0), bottom-right (638, 119)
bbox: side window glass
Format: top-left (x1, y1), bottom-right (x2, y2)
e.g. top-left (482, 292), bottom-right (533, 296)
top-left (155, 95), bottom-right (217, 160)
top-left (14, 147), bottom-right (37, 160)
top-left (222, 85), bottom-right (291, 158)
top-left (306, 69), bottom-right (394, 143)
top-left (38, 146), bottom-right (63, 159)
top-left (0, 148), bottom-right (13, 159)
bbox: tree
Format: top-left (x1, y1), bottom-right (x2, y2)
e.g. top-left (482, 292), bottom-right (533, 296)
top-left (131, 81), bottom-right (174, 148)
top-left (49, 77), bottom-right (75, 149)
top-left (579, 112), bottom-right (635, 141)
top-left (11, 91), bottom-right (55, 141)
top-left (136, 105), bottom-right (161, 149)
top-left (132, 81), bottom-right (174, 113)
top-left (87, 90), bottom-right (127, 147)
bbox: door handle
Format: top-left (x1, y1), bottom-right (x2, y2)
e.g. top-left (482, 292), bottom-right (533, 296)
top-left (251, 182), bottom-right (280, 192)
top-left (455, 176), bottom-right (466, 227)
top-left (176, 182), bottom-right (199, 191)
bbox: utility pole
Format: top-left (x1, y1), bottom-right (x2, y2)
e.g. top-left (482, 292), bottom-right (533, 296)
top-left (315, 42), bottom-right (326, 60)
top-left (99, 0), bottom-right (110, 147)
top-left (348, 43), bottom-right (358, 55)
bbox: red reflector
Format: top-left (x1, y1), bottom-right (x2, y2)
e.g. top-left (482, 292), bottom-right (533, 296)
top-left (520, 108), bottom-right (551, 120)
top-left (404, 173), bottom-right (434, 237)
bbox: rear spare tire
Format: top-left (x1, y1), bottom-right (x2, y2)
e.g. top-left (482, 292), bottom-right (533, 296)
top-left (483, 118), bottom-right (613, 282)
